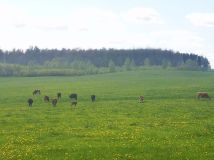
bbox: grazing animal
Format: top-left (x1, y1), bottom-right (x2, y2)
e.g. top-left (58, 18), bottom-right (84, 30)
top-left (44, 95), bottom-right (50, 102)
top-left (139, 96), bottom-right (144, 103)
top-left (91, 95), bottom-right (96, 102)
top-left (197, 92), bottom-right (211, 100)
top-left (69, 93), bottom-right (77, 106)
top-left (51, 98), bottom-right (57, 107)
top-left (57, 92), bottom-right (61, 99)
top-left (33, 89), bottom-right (41, 95)
top-left (27, 98), bottom-right (33, 107)
top-left (69, 93), bottom-right (77, 100)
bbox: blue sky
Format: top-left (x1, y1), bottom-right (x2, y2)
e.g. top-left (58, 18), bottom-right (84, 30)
top-left (0, 0), bottom-right (214, 67)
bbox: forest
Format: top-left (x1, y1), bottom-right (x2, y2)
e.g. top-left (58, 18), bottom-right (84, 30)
top-left (0, 47), bottom-right (211, 76)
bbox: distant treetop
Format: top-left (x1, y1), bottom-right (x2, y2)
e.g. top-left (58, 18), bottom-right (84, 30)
top-left (0, 47), bottom-right (210, 71)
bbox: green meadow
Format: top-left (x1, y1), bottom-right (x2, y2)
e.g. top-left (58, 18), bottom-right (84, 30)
top-left (0, 69), bottom-right (214, 160)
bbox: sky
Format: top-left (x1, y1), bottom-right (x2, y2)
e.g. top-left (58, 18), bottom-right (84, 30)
top-left (0, 0), bottom-right (214, 67)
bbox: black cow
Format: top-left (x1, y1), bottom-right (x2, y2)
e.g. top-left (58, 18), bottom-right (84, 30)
top-left (69, 93), bottom-right (77, 106)
top-left (44, 95), bottom-right (50, 102)
top-left (57, 92), bottom-right (61, 99)
top-left (28, 98), bottom-right (33, 107)
top-left (51, 98), bottom-right (57, 107)
top-left (33, 89), bottom-right (41, 95)
top-left (91, 95), bottom-right (96, 102)
top-left (69, 93), bottom-right (77, 100)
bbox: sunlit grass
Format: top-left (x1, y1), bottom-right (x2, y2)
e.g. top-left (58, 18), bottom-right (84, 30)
top-left (0, 69), bottom-right (214, 159)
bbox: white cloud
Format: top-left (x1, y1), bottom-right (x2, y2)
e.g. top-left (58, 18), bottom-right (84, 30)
top-left (121, 7), bottom-right (163, 24)
top-left (0, 4), bottom-right (162, 32)
top-left (68, 7), bottom-right (124, 33)
top-left (149, 30), bottom-right (204, 53)
top-left (30, 17), bottom-right (69, 31)
top-left (23, 6), bottom-right (162, 32)
top-left (0, 3), bottom-right (27, 27)
top-left (186, 13), bottom-right (214, 27)
top-left (0, 3), bottom-right (69, 31)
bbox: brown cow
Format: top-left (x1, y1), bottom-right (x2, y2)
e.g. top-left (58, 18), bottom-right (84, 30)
top-left (197, 92), bottom-right (211, 100)
top-left (139, 96), bottom-right (144, 103)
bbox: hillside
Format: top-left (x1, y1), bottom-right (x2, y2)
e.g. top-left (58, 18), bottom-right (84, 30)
top-left (0, 69), bottom-right (213, 159)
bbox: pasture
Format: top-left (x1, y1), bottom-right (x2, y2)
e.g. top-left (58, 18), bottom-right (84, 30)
top-left (0, 69), bottom-right (214, 160)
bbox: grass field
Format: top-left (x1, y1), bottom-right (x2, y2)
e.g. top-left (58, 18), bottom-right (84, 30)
top-left (0, 69), bottom-right (214, 160)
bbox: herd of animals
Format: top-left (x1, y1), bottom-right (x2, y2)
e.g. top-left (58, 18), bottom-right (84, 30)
top-left (27, 89), bottom-right (96, 107)
top-left (27, 90), bottom-right (211, 107)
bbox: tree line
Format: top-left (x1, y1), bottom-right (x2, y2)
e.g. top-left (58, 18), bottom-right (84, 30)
top-left (0, 47), bottom-right (211, 76)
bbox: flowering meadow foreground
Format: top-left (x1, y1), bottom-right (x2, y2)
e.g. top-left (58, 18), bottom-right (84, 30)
top-left (0, 69), bottom-right (213, 160)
